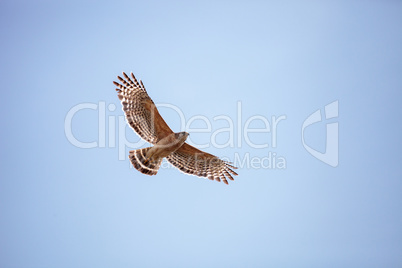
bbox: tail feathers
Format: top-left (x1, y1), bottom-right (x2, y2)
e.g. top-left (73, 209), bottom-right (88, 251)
top-left (129, 147), bottom-right (162, 176)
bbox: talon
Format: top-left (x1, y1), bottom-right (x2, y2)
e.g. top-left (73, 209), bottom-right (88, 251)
top-left (144, 151), bottom-right (155, 165)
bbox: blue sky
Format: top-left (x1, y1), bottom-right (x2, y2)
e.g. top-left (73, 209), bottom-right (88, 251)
top-left (1, 1), bottom-right (402, 267)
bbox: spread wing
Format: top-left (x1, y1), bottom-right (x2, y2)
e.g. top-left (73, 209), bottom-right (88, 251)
top-left (114, 72), bottom-right (173, 144)
top-left (166, 143), bottom-right (238, 184)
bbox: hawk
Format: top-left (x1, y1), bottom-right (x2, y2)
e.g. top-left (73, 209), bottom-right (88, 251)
top-left (114, 72), bottom-right (238, 184)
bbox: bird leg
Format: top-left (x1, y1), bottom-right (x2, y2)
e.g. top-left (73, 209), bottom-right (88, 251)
top-left (144, 150), bottom-right (156, 165)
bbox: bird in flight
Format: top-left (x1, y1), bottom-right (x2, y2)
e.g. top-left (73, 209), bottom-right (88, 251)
top-left (114, 72), bottom-right (238, 184)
